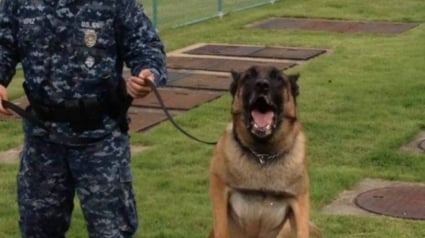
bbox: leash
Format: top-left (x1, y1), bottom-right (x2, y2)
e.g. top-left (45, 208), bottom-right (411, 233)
top-left (145, 80), bottom-right (217, 145)
top-left (1, 82), bottom-right (217, 146)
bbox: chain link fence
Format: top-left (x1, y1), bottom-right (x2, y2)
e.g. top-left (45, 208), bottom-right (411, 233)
top-left (142, 0), bottom-right (279, 30)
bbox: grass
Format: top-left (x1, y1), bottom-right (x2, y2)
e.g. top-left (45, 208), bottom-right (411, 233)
top-left (1, 0), bottom-right (425, 237)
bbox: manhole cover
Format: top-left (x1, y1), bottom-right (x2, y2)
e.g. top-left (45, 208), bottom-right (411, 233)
top-left (354, 186), bottom-right (425, 220)
top-left (418, 139), bottom-right (425, 151)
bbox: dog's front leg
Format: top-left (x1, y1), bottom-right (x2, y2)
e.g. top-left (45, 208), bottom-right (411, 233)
top-left (209, 173), bottom-right (230, 238)
top-left (290, 192), bottom-right (310, 238)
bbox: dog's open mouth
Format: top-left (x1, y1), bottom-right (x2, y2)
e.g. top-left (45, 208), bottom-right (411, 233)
top-left (249, 96), bottom-right (276, 138)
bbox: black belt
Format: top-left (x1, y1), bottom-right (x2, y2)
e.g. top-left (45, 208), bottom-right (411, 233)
top-left (31, 97), bottom-right (107, 132)
top-left (1, 100), bottom-right (110, 145)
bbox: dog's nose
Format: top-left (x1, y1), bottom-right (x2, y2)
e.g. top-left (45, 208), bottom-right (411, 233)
top-left (255, 79), bottom-right (270, 93)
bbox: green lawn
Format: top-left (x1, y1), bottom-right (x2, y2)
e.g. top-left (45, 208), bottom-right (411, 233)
top-left (1, 0), bottom-right (425, 237)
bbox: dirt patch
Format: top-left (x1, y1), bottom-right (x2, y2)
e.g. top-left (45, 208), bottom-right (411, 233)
top-left (0, 146), bottom-right (22, 164)
top-left (399, 131), bottom-right (425, 154)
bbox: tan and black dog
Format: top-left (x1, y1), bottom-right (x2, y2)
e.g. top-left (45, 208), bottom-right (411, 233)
top-left (209, 65), bottom-right (320, 238)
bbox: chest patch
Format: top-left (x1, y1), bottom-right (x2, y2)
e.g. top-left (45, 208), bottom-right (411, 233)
top-left (84, 29), bottom-right (97, 48)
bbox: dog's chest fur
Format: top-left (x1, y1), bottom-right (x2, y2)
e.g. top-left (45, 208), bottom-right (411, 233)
top-left (220, 126), bottom-right (307, 237)
top-left (223, 126), bottom-right (306, 195)
top-left (228, 190), bottom-right (289, 238)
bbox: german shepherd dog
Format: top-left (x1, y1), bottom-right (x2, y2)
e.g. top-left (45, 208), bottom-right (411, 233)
top-left (208, 66), bottom-right (320, 238)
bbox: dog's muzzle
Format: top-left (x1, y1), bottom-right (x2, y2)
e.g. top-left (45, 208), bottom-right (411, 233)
top-left (247, 79), bottom-right (277, 139)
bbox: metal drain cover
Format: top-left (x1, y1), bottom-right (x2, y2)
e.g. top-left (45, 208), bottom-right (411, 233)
top-left (354, 186), bottom-right (425, 220)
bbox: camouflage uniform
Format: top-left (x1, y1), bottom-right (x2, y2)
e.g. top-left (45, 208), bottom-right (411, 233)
top-left (0, 0), bottom-right (167, 237)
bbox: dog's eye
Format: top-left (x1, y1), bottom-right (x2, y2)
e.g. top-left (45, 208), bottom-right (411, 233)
top-left (271, 77), bottom-right (284, 88)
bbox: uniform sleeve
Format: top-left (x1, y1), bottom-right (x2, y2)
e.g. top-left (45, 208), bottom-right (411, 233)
top-left (116, 0), bottom-right (167, 86)
top-left (0, 0), bottom-right (19, 87)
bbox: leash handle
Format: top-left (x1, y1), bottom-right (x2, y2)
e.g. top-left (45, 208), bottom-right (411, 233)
top-left (145, 80), bottom-right (217, 145)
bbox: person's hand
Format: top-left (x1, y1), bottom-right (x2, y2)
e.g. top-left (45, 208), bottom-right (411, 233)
top-left (126, 69), bottom-right (155, 99)
top-left (0, 85), bottom-right (12, 115)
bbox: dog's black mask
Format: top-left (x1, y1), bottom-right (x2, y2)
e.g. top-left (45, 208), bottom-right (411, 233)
top-left (231, 66), bottom-right (299, 140)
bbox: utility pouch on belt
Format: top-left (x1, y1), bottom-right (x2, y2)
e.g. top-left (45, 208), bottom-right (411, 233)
top-left (104, 75), bottom-right (133, 132)
top-left (104, 75), bottom-right (133, 119)
top-left (27, 97), bottom-right (106, 132)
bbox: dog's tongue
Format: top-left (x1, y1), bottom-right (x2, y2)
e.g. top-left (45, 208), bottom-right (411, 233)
top-left (251, 110), bottom-right (274, 128)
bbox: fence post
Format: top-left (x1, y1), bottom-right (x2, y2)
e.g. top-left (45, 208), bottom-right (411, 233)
top-left (217, 0), bottom-right (224, 18)
top-left (152, 0), bottom-right (158, 30)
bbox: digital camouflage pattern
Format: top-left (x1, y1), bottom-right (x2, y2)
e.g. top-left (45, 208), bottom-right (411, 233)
top-left (0, 0), bottom-right (167, 141)
top-left (0, 0), bottom-right (167, 237)
top-left (18, 130), bottom-right (137, 238)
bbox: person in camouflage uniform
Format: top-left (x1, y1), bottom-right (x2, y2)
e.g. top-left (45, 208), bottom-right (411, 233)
top-left (0, 0), bottom-right (167, 237)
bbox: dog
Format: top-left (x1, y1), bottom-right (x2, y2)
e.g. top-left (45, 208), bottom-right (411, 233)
top-left (208, 65), bottom-right (320, 238)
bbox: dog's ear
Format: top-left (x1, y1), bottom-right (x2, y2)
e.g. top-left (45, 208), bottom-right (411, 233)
top-left (288, 73), bottom-right (300, 97)
top-left (230, 70), bottom-right (241, 97)
top-left (247, 66), bottom-right (259, 78)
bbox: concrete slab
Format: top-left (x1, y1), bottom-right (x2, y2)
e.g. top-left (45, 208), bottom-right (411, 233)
top-left (322, 178), bottom-right (425, 219)
top-left (399, 131), bottom-right (425, 154)
top-left (251, 18), bottom-right (419, 35)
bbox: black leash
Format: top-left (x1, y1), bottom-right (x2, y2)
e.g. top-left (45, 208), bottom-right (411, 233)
top-left (145, 80), bottom-right (217, 145)
top-left (1, 82), bottom-right (217, 145)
